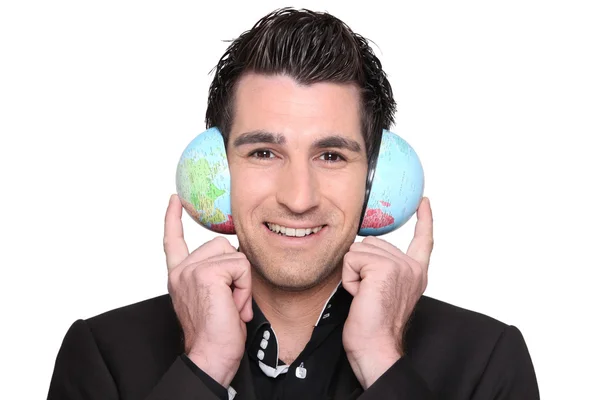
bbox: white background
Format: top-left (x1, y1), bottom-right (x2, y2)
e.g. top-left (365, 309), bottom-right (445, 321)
top-left (1, 0), bottom-right (598, 398)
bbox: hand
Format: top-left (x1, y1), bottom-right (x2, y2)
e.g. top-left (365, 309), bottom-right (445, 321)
top-left (163, 194), bottom-right (253, 388)
top-left (342, 197), bottom-right (433, 389)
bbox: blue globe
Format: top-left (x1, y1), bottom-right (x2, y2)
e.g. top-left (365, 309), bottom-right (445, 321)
top-left (358, 130), bottom-right (425, 236)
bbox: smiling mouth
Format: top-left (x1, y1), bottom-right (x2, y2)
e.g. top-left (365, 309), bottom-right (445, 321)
top-left (265, 222), bottom-right (325, 237)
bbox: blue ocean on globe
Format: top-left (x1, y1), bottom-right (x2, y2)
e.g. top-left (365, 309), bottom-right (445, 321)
top-left (358, 130), bottom-right (425, 236)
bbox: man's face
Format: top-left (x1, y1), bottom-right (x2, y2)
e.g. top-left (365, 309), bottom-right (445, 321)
top-left (227, 73), bottom-right (368, 291)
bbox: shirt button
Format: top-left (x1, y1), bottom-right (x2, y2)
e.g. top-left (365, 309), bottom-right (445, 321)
top-left (263, 330), bottom-right (271, 340)
top-left (295, 362), bottom-right (307, 379)
top-left (260, 339), bottom-right (268, 349)
top-left (257, 350), bottom-right (265, 360)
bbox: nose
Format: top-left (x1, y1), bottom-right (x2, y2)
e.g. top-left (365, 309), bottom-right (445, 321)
top-left (276, 159), bottom-right (320, 214)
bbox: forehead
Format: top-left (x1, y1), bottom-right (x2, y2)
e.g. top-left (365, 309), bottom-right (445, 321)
top-left (230, 73), bottom-right (363, 144)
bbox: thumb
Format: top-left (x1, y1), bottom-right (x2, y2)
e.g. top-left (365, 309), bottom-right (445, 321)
top-left (407, 197), bottom-right (434, 269)
top-left (163, 194), bottom-right (189, 271)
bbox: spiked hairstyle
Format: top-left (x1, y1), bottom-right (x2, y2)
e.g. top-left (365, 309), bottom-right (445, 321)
top-left (205, 7), bottom-right (397, 162)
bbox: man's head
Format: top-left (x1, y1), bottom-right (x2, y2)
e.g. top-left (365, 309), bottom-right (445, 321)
top-left (206, 7), bottom-right (396, 162)
top-left (205, 8), bottom-right (396, 291)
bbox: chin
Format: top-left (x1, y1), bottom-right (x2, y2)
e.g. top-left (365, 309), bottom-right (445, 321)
top-left (251, 255), bottom-right (340, 292)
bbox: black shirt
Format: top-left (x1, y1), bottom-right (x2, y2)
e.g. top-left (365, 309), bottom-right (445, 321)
top-left (183, 282), bottom-right (363, 399)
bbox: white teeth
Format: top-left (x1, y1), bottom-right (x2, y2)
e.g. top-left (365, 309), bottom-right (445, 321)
top-left (296, 228), bottom-right (307, 237)
top-left (266, 223), bottom-right (324, 237)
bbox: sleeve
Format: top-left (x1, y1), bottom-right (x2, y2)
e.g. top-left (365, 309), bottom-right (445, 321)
top-left (356, 356), bottom-right (436, 400)
top-left (144, 356), bottom-right (226, 400)
top-left (470, 325), bottom-right (540, 399)
top-left (46, 319), bottom-right (226, 400)
top-left (181, 354), bottom-right (229, 400)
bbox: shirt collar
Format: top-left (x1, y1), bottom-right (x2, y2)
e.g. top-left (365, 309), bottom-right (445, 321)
top-left (245, 281), bottom-right (352, 377)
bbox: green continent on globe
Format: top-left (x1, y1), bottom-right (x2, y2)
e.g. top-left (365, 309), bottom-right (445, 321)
top-left (182, 157), bottom-right (227, 225)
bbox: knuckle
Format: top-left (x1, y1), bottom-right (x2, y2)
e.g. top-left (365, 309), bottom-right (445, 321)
top-left (343, 251), bottom-right (354, 262)
top-left (411, 263), bottom-right (424, 281)
top-left (180, 264), bottom-right (196, 281)
top-left (397, 259), bottom-right (413, 275)
top-left (212, 236), bottom-right (233, 249)
top-left (162, 236), bottom-right (172, 251)
top-left (239, 256), bottom-right (251, 268)
top-left (167, 273), bottom-right (176, 288)
top-left (362, 236), bottom-right (378, 245)
top-left (349, 242), bottom-right (362, 252)
top-left (168, 267), bottom-right (184, 289)
top-left (230, 257), bottom-right (251, 273)
top-left (193, 265), bottom-right (217, 284)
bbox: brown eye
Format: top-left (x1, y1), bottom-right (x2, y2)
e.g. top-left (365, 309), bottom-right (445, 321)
top-left (319, 152), bottom-right (344, 162)
top-left (252, 150), bottom-right (274, 159)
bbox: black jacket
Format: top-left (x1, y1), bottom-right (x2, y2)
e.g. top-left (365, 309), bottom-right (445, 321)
top-left (47, 294), bottom-right (539, 399)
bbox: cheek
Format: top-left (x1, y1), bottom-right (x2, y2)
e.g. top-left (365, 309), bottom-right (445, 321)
top-left (229, 165), bottom-right (274, 214)
top-left (322, 170), bottom-right (367, 215)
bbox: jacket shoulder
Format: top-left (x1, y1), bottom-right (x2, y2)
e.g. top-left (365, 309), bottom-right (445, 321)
top-left (86, 294), bottom-right (176, 326)
top-left (404, 295), bottom-right (526, 391)
top-left (412, 295), bottom-right (508, 333)
top-left (84, 293), bottom-right (181, 344)
top-left (83, 294), bottom-right (183, 370)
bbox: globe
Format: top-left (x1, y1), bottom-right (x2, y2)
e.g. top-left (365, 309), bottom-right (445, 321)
top-left (176, 127), bottom-right (234, 234)
top-left (175, 128), bottom-right (424, 236)
top-left (357, 130), bottom-right (425, 236)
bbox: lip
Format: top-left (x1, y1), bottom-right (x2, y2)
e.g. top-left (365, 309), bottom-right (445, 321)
top-left (265, 221), bottom-right (326, 230)
top-left (263, 223), bottom-right (327, 242)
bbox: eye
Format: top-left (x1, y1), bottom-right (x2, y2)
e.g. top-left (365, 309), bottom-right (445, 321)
top-left (319, 152), bottom-right (346, 162)
top-left (250, 149), bottom-right (275, 159)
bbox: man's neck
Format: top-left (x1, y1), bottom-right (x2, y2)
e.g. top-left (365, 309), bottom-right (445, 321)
top-left (251, 269), bottom-right (342, 363)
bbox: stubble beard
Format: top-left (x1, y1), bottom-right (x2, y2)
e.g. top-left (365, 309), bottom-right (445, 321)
top-left (240, 241), bottom-right (346, 292)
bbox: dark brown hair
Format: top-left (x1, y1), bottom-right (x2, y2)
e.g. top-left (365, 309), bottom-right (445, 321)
top-left (205, 7), bottom-right (396, 160)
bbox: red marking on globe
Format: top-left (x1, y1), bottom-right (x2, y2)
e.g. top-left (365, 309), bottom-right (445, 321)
top-left (379, 200), bottom-right (391, 207)
top-left (362, 208), bottom-right (394, 229)
top-left (212, 215), bottom-right (235, 234)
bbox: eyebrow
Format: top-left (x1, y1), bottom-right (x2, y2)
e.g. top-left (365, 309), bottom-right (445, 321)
top-left (312, 135), bottom-right (362, 153)
top-left (233, 130), bottom-right (286, 147)
top-left (233, 130), bottom-right (362, 153)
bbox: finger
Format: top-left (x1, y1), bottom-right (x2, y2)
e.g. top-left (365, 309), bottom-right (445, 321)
top-left (356, 237), bottom-right (406, 259)
top-left (164, 194), bottom-right (189, 271)
top-left (185, 236), bottom-right (238, 266)
top-left (214, 258), bottom-right (252, 317)
top-left (240, 294), bottom-right (253, 323)
top-left (203, 250), bottom-right (247, 264)
top-left (342, 251), bottom-right (388, 296)
top-left (357, 238), bottom-right (423, 275)
top-left (178, 252), bottom-right (247, 277)
top-left (177, 251), bottom-right (247, 287)
top-left (350, 241), bottom-right (397, 262)
top-left (406, 197), bottom-right (434, 269)
top-left (341, 256), bottom-right (360, 297)
top-left (350, 241), bottom-right (424, 287)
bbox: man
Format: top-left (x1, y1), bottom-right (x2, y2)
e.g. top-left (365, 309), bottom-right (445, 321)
top-left (47, 7), bottom-right (539, 400)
